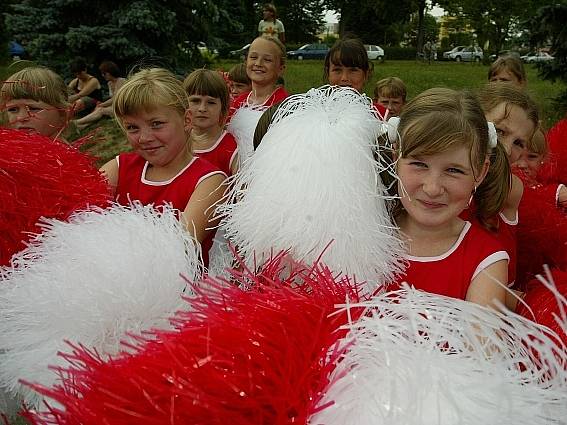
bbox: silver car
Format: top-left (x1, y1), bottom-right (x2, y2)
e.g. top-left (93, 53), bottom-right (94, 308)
top-left (448, 46), bottom-right (483, 62)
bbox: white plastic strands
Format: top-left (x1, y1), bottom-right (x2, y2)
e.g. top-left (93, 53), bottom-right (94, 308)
top-left (219, 86), bottom-right (404, 295)
top-left (311, 284), bottom-right (567, 425)
top-left (0, 203), bottom-right (202, 409)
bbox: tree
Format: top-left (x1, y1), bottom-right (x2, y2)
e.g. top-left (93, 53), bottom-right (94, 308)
top-left (529, 4), bottom-right (567, 108)
top-left (276, 0), bottom-right (326, 44)
top-left (5, 0), bottom-right (240, 74)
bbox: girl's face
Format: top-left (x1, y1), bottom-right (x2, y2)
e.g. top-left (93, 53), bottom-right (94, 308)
top-left (484, 102), bottom-right (535, 163)
top-left (376, 95), bottom-right (405, 117)
top-left (246, 38), bottom-right (284, 87)
top-left (230, 81), bottom-right (252, 98)
top-left (489, 69), bottom-right (524, 87)
top-left (5, 98), bottom-right (66, 139)
top-left (512, 149), bottom-right (544, 179)
top-left (121, 105), bottom-right (188, 167)
top-left (187, 94), bottom-right (223, 130)
top-left (397, 145), bottom-right (488, 231)
top-left (327, 62), bottom-right (368, 93)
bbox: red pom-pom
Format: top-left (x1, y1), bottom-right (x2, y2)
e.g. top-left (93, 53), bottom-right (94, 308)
top-left (25, 256), bottom-right (362, 425)
top-left (516, 268), bottom-right (567, 347)
top-left (0, 128), bottom-right (112, 266)
top-left (539, 118), bottom-right (567, 185)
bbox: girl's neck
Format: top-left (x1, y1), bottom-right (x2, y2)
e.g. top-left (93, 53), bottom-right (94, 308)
top-left (249, 84), bottom-right (278, 105)
top-left (190, 125), bottom-right (224, 150)
top-left (397, 212), bottom-right (466, 257)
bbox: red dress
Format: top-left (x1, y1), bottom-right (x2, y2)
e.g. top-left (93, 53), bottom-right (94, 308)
top-left (115, 153), bottom-right (226, 266)
top-left (193, 131), bottom-right (238, 176)
top-left (228, 86), bottom-right (289, 120)
top-left (390, 221), bottom-right (509, 300)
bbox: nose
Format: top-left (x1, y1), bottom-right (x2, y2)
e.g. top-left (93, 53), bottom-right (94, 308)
top-left (13, 107), bottom-right (31, 122)
top-left (514, 157), bottom-right (528, 170)
top-left (139, 127), bottom-right (154, 143)
top-left (422, 172), bottom-right (444, 197)
top-left (339, 70), bottom-right (350, 84)
top-left (198, 100), bottom-right (207, 111)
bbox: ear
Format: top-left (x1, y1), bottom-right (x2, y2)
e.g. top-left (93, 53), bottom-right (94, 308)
top-left (184, 109), bottom-right (192, 133)
top-left (278, 61), bottom-right (286, 77)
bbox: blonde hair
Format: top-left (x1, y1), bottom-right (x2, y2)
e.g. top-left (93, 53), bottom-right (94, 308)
top-left (228, 63), bottom-right (251, 85)
top-left (488, 56), bottom-right (527, 86)
top-left (1, 66), bottom-right (68, 109)
top-left (529, 126), bottom-right (547, 156)
top-left (477, 83), bottom-right (538, 131)
top-left (374, 77), bottom-right (407, 101)
top-left (113, 68), bottom-right (188, 132)
top-left (249, 36), bottom-right (286, 65)
top-left (183, 69), bottom-right (230, 118)
top-left (394, 88), bottom-right (510, 231)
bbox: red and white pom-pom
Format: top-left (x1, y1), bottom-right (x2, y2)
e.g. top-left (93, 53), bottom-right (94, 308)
top-left (25, 255), bottom-right (361, 425)
top-left (311, 286), bottom-right (567, 425)
top-left (0, 203), bottom-right (202, 410)
top-left (516, 267), bottom-right (567, 346)
top-left (516, 184), bottom-right (567, 288)
top-left (0, 128), bottom-right (111, 266)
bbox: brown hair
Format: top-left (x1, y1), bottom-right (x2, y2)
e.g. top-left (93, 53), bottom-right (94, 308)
top-left (228, 63), bottom-right (251, 85)
top-left (374, 77), bottom-right (407, 101)
top-left (183, 69), bottom-right (230, 118)
top-left (98, 61), bottom-right (121, 78)
top-left (253, 102), bottom-right (282, 150)
top-left (393, 88), bottom-right (510, 231)
top-left (262, 3), bottom-right (277, 20)
top-left (248, 35), bottom-right (286, 65)
top-left (324, 37), bottom-right (371, 81)
top-left (488, 56), bottom-right (527, 87)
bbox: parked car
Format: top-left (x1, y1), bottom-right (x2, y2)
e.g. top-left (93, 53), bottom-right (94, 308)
top-left (488, 50), bottom-right (521, 62)
top-left (229, 43), bottom-right (251, 60)
top-left (197, 42), bottom-right (218, 56)
top-left (365, 44), bottom-right (384, 61)
top-left (442, 46), bottom-right (466, 60)
top-left (448, 46), bottom-right (483, 62)
top-left (287, 43), bottom-right (329, 60)
top-left (521, 51), bottom-right (554, 63)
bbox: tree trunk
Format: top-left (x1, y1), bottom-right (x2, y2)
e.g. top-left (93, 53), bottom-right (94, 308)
top-left (416, 0), bottom-right (426, 53)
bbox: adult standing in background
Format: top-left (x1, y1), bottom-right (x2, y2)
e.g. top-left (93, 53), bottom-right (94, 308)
top-left (258, 3), bottom-right (285, 44)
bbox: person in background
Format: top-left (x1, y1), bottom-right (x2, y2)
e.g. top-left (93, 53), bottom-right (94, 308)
top-left (373, 77), bottom-right (407, 118)
top-left (68, 58), bottom-right (102, 116)
top-left (228, 63), bottom-right (252, 100)
top-left (74, 61), bottom-right (125, 130)
top-left (258, 3), bottom-right (285, 44)
top-left (488, 56), bottom-right (527, 88)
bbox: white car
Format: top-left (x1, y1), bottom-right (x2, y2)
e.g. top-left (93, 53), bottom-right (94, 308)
top-left (521, 51), bottom-right (554, 63)
top-left (365, 44), bottom-right (384, 61)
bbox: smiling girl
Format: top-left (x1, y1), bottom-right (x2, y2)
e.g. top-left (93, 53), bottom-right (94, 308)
top-left (100, 68), bottom-right (226, 265)
top-left (230, 36), bottom-right (288, 113)
top-left (389, 88), bottom-right (510, 307)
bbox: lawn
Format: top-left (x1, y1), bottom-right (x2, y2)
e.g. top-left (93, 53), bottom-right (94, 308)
top-left (2, 59), bottom-right (565, 167)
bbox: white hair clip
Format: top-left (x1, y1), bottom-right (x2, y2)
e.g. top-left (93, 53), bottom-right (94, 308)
top-left (388, 116), bottom-right (401, 143)
top-left (487, 122), bottom-right (498, 149)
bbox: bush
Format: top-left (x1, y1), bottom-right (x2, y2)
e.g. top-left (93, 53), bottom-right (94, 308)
top-left (383, 47), bottom-right (418, 60)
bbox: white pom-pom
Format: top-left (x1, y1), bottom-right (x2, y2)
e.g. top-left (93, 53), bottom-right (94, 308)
top-left (227, 105), bottom-right (266, 165)
top-left (311, 287), bottom-right (567, 425)
top-left (219, 86), bottom-right (405, 295)
top-left (0, 203), bottom-right (202, 409)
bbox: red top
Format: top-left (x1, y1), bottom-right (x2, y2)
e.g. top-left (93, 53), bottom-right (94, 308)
top-left (390, 221), bottom-right (509, 300)
top-left (228, 86), bottom-right (289, 121)
top-left (193, 131), bottom-right (238, 177)
top-left (372, 101), bottom-right (388, 119)
top-left (115, 153), bottom-right (226, 266)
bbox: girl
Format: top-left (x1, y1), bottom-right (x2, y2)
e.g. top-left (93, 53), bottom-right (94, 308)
top-left (323, 37), bottom-right (387, 117)
top-left (74, 61), bottom-right (125, 130)
top-left (488, 56), bottom-right (527, 88)
top-left (390, 88), bottom-right (510, 308)
top-left (183, 69), bottom-right (239, 176)
top-left (258, 3), bottom-right (285, 44)
top-left (230, 36), bottom-right (288, 113)
top-left (68, 58), bottom-right (103, 115)
top-left (100, 68), bottom-right (226, 266)
top-left (477, 83), bottom-right (539, 287)
top-left (1, 66), bottom-right (70, 141)
top-left (228, 63), bottom-right (252, 100)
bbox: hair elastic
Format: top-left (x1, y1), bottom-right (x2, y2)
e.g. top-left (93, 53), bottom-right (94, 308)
top-left (387, 116), bottom-right (400, 143)
top-left (487, 122), bottom-right (498, 149)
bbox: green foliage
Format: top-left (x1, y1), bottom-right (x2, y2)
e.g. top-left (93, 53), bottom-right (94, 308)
top-left (529, 4), bottom-right (567, 107)
top-left (405, 13), bottom-right (439, 46)
top-left (276, 0), bottom-right (326, 43)
top-left (383, 47), bottom-right (418, 60)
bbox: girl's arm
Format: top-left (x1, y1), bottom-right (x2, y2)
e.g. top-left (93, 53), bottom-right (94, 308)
top-left (182, 173), bottom-right (227, 243)
top-left (466, 260), bottom-right (507, 308)
top-left (69, 78), bottom-right (101, 102)
top-left (99, 157), bottom-right (119, 196)
top-left (501, 174), bottom-right (523, 222)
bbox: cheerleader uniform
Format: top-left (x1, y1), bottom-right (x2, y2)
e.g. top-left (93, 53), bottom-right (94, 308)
top-left (193, 131), bottom-right (238, 176)
top-left (228, 86), bottom-right (289, 120)
top-left (391, 221), bottom-right (509, 300)
top-left (115, 153), bottom-right (226, 266)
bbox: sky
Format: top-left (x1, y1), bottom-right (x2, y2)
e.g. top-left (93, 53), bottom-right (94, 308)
top-left (324, 5), bottom-right (445, 23)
